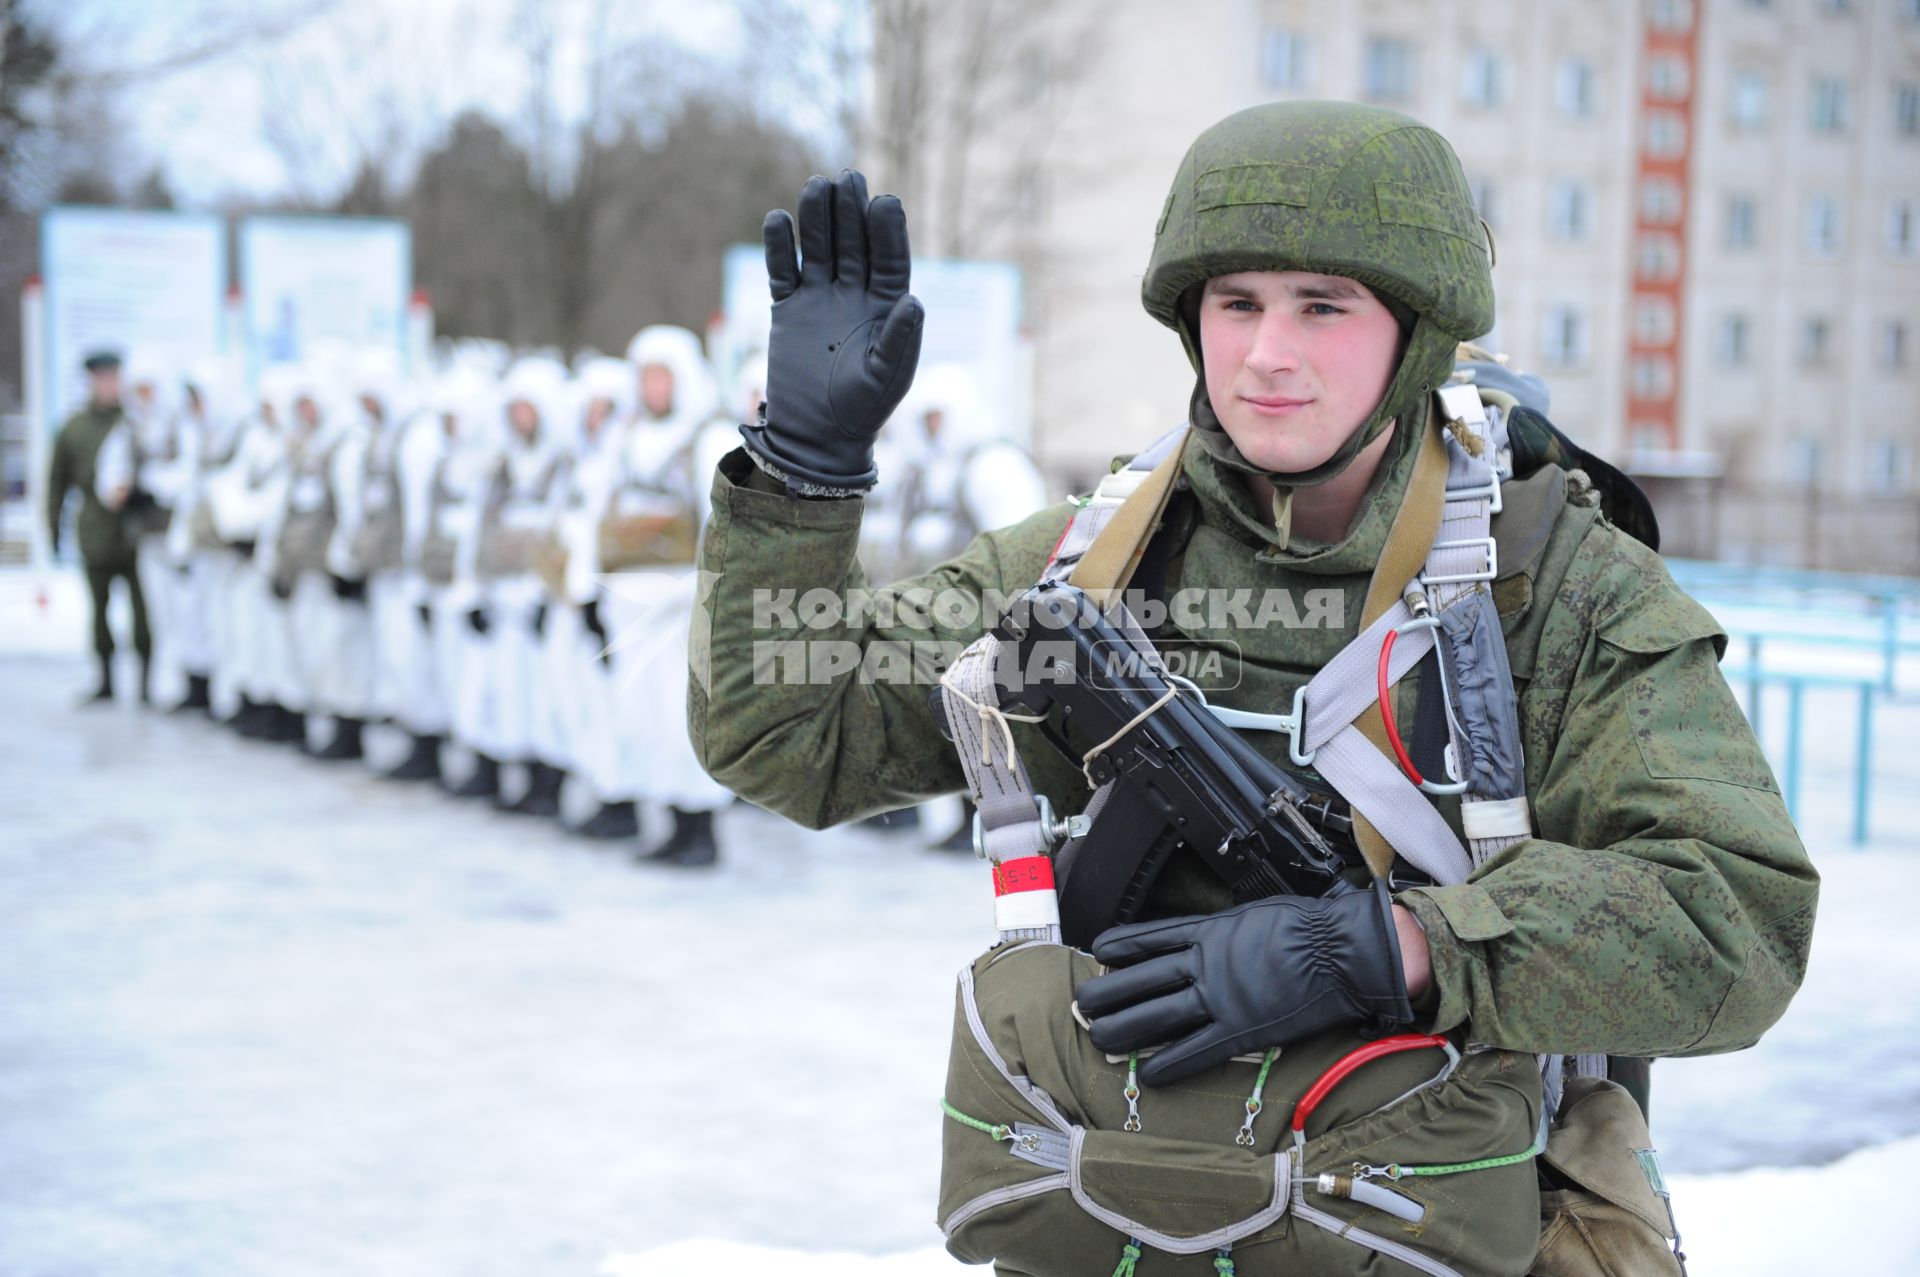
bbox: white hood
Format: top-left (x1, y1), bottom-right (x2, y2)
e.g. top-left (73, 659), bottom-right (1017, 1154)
top-left (624, 325), bottom-right (718, 430)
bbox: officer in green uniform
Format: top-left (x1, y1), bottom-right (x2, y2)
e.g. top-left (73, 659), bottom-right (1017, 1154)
top-left (691, 103), bottom-right (1816, 1274)
top-left (47, 350), bottom-right (151, 705)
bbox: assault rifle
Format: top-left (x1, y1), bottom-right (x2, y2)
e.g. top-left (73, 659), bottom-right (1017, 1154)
top-left (984, 580), bottom-right (1357, 948)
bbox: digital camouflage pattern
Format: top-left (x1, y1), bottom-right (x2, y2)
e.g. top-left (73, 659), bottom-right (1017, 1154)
top-left (1141, 100), bottom-right (1493, 346)
top-left (690, 97), bottom-right (1814, 1271)
top-left (687, 418), bottom-right (1817, 1059)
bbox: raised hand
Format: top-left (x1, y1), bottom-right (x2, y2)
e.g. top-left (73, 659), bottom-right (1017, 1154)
top-left (740, 169), bottom-right (924, 495)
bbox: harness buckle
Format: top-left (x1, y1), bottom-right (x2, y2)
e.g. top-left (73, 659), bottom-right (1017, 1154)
top-left (1420, 536), bottom-right (1498, 587)
top-left (1443, 473), bottom-right (1503, 515)
top-left (971, 792), bottom-right (1091, 860)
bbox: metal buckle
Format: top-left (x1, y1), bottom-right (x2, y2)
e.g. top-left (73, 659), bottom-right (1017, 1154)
top-left (1421, 536), bottom-right (1498, 587)
top-left (972, 792), bottom-right (1091, 860)
top-left (1443, 473), bottom-right (1503, 515)
top-left (1167, 674), bottom-right (1316, 767)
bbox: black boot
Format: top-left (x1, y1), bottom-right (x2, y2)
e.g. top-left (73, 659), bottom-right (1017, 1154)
top-left (261, 703), bottom-right (307, 745)
top-left (500, 761), bottom-right (563, 817)
top-left (445, 753), bottom-right (501, 799)
top-left (309, 715), bottom-right (365, 761)
top-left (930, 798), bottom-right (977, 853)
top-left (78, 657), bottom-right (115, 708)
top-left (571, 799), bottom-right (639, 840)
top-left (230, 695), bottom-right (266, 736)
top-left (381, 733), bottom-right (443, 782)
top-left (171, 673), bottom-right (213, 714)
top-left (636, 806), bottom-right (718, 868)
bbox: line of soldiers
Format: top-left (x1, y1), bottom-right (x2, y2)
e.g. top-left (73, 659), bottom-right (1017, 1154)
top-left (47, 331), bottom-right (1048, 866)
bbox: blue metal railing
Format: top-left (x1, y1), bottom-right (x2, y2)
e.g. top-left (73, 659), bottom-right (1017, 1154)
top-left (1720, 666), bottom-right (1879, 844)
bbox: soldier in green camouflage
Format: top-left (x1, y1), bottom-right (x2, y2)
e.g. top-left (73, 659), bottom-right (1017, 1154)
top-left (690, 102), bottom-right (1815, 1275)
top-left (48, 350), bottom-right (151, 705)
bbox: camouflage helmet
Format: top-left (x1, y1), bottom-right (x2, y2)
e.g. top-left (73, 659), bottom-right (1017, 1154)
top-left (1143, 101), bottom-right (1492, 347)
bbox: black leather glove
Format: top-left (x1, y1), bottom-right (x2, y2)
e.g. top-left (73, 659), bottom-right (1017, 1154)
top-left (1076, 882), bottom-right (1414, 1087)
top-left (466, 607), bottom-right (490, 636)
top-left (531, 602), bottom-right (547, 637)
top-left (329, 573), bottom-right (366, 602)
top-left (739, 169), bottom-right (924, 495)
top-left (270, 576), bottom-right (293, 602)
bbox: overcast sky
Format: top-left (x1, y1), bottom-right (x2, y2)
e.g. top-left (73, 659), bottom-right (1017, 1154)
top-left (45, 0), bottom-right (761, 206)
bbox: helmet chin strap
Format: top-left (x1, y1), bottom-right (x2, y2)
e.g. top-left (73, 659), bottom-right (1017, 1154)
top-left (1182, 316), bottom-right (1456, 495)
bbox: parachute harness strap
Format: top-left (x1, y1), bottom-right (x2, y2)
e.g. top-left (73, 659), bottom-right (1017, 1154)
top-left (937, 647), bottom-right (1047, 770)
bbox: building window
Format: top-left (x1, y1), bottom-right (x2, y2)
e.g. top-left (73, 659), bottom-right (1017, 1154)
top-left (1730, 70), bottom-right (1769, 130)
top-left (1637, 232), bottom-right (1682, 281)
top-left (1634, 296), bottom-right (1677, 345)
top-left (1868, 440), bottom-right (1912, 495)
top-left (1631, 354), bottom-right (1676, 399)
top-left (1646, 110), bottom-right (1688, 158)
top-left (1459, 47), bottom-right (1509, 107)
top-left (1897, 85), bottom-right (1920, 136)
top-left (1726, 195), bottom-right (1758, 249)
top-left (1810, 76), bottom-right (1850, 134)
top-left (1650, 0), bottom-right (1694, 32)
top-left (1555, 57), bottom-right (1595, 118)
top-left (1881, 320), bottom-right (1910, 371)
top-left (1799, 316), bottom-right (1833, 367)
top-left (1468, 176), bottom-right (1499, 231)
top-left (1640, 177), bottom-right (1684, 226)
top-left (1716, 314), bottom-right (1754, 367)
top-left (1804, 196), bottom-right (1843, 256)
top-left (1364, 36), bottom-right (1416, 103)
top-left (1787, 438), bottom-right (1823, 490)
top-left (1547, 179), bottom-right (1593, 241)
top-left (1540, 305), bottom-right (1589, 368)
top-left (1889, 201), bottom-right (1917, 256)
top-left (1647, 54), bottom-right (1691, 102)
top-left (1260, 28), bottom-right (1312, 91)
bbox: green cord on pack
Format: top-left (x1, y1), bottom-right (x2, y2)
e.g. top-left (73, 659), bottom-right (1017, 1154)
top-left (1213, 1248), bottom-right (1236, 1275)
top-left (940, 1098), bottom-right (1010, 1143)
top-left (1362, 1125), bottom-right (1547, 1181)
top-left (1235, 1049), bottom-right (1279, 1147)
top-left (1111, 1239), bottom-right (1143, 1277)
top-left (1123, 1053), bottom-right (1142, 1133)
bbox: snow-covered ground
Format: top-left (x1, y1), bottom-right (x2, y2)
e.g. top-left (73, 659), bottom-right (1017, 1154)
top-left (2, 567), bottom-right (1917, 1275)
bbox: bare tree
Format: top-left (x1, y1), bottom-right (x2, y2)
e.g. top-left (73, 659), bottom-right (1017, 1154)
top-left (863, 0), bottom-right (1103, 260)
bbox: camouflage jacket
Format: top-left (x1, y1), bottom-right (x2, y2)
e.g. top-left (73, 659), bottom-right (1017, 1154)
top-left (47, 403), bottom-right (136, 569)
top-left (689, 422), bottom-right (1816, 1066)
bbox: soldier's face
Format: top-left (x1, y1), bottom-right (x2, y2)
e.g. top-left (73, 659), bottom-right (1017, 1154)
top-left (90, 369), bottom-right (122, 405)
top-left (641, 365), bottom-right (674, 417)
top-left (1197, 271), bottom-right (1402, 474)
top-left (508, 400), bottom-right (540, 439)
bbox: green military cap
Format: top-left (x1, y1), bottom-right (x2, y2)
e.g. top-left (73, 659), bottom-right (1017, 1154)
top-left (83, 350), bottom-right (124, 373)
